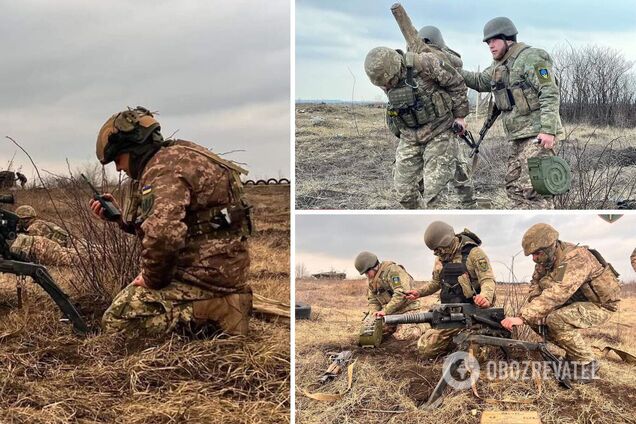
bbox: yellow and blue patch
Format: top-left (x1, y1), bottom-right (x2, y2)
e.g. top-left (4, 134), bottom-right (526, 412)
top-left (534, 64), bottom-right (552, 83)
top-left (142, 185), bottom-right (152, 195)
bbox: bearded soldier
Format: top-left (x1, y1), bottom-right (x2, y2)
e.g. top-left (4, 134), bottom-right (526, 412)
top-left (15, 205), bottom-right (70, 247)
top-left (355, 251), bottom-right (421, 338)
top-left (459, 17), bottom-right (562, 209)
top-left (90, 107), bottom-right (253, 337)
top-left (364, 45), bottom-right (476, 210)
top-left (405, 221), bottom-right (496, 358)
top-left (501, 224), bottom-right (621, 382)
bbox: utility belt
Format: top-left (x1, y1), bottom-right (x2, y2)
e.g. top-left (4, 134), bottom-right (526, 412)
top-left (185, 201), bottom-right (253, 240)
top-left (491, 79), bottom-right (541, 115)
top-left (387, 85), bottom-right (450, 129)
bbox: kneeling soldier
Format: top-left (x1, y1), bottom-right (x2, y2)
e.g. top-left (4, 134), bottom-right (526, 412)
top-left (501, 223), bottom-right (621, 382)
top-left (406, 221), bottom-right (496, 359)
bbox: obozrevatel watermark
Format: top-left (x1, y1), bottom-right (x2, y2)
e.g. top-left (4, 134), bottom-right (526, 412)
top-left (442, 350), bottom-right (598, 389)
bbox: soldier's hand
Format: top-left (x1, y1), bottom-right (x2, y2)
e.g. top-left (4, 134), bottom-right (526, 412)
top-left (405, 290), bottom-right (420, 300)
top-left (501, 317), bottom-right (524, 331)
top-left (452, 117), bottom-right (467, 135)
top-left (132, 273), bottom-right (148, 288)
top-left (89, 193), bottom-right (120, 221)
top-left (473, 295), bottom-right (491, 309)
top-left (536, 133), bottom-right (555, 149)
top-left (373, 310), bottom-right (386, 318)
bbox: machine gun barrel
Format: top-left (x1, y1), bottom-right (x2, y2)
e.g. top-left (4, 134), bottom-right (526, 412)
top-left (384, 311), bottom-right (434, 326)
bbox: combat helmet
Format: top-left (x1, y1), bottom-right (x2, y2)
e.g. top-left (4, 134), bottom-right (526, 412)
top-left (483, 17), bottom-right (518, 42)
top-left (424, 221), bottom-right (455, 250)
top-left (96, 106), bottom-right (163, 165)
top-left (364, 47), bottom-right (403, 87)
top-left (15, 205), bottom-right (37, 220)
top-left (355, 251), bottom-right (379, 275)
top-left (418, 25), bottom-right (446, 48)
top-left (522, 223), bottom-right (559, 256)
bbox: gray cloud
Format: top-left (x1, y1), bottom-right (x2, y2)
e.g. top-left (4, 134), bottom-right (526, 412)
top-left (1, 0), bottom-right (289, 179)
top-left (296, 214), bottom-right (636, 282)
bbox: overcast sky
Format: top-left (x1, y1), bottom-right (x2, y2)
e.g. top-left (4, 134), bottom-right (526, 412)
top-left (296, 213), bottom-right (636, 282)
top-left (296, 0), bottom-right (636, 101)
top-left (0, 0), bottom-right (289, 181)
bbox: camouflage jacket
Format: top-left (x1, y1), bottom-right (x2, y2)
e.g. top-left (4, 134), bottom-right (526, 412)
top-left (27, 219), bottom-right (70, 247)
top-left (120, 139), bottom-right (250, 293)
top-left (388, 51), bottom-right (469, 143)
top-left (521, 241), bottom-right (621, 325)
top-left (417, 234), bottom-right (496, 303)
top-left (367, 261), bottom-right (421, 315)
top-left (460, 43), bottom-right (563, 140)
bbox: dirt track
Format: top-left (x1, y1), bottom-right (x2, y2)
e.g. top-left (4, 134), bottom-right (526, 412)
top-left (296, 103), bottom-right (636, 210)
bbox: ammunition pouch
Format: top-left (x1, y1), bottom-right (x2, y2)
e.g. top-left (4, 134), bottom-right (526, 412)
top-left (359, 313), bottom-right (383, 348)
top-left (192, 291), bottom-right (252, 336)
top-left (528, 156), bottom-right (572, 195)
top-left (440, 262), bottom-right (473, 304)
top-left (186, 201), bottom-right (253, 240)
top-left (510, 81), bottom-right (541, 115)
top-left (387, 86), bottom-right (444, 129)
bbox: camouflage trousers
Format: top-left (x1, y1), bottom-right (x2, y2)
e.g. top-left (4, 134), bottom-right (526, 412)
top-left (416, 327), bottom-right (462, 359)
top-left (102, 281), bottom-right (252, 337)
top-left (9, 234), bottom-right (77, 266)
top-left (528, 302), bottom-right (612, 363)
top-left (505, 136), bottom-right (555, 209)
top-left (384, 323), bottom-right (426, 341)
top-left (394, 129), bottom-right (475, 209)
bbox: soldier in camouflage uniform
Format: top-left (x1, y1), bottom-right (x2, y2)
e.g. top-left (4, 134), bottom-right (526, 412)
top-left (15, 205), bottom-right (70, 247)
top-left (417, 25), bottom-right (463, 69)
top-left (354, 251), bottom-right (422, 340)
top-left (502, 223), bottom-right (621, 381)
top-left (459, 17), bottom-right (563, 209)
top-left (405, 221), bottom-right (496, 358)
top-left (91, 107), bottom-right (253, 337)
top-left (9, 205), bottom-right (77, 266)
top-left (9, 233), bottom-right (78, 266)
top-left (364, 45), bottom-right (476, 209)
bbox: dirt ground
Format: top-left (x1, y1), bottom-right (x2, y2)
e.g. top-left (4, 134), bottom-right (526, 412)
top-left (295, 278), bottom-right (636, 424)
top-left (295, 103), bottom-right (636, 210)
top-left (0, 184), bottom-right (290, 423)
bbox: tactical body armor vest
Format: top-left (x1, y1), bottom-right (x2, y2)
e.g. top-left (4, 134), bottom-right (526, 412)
top-left (490, 43), bottom-right (541, 116)
top-left (122, 140), bottom-right (253, 240)
top-left (386, 50), bottom-right (454, 130)
top-left (561, 244), bottom-right (621, 311)
top-left (440, 230), bottom-right (482, 304)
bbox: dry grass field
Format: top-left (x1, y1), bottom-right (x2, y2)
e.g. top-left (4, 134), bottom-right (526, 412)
top-left (0, 184), bottom-right (290, 423)
top-left (295, 103), bottom-right (636, 210)
top-left (295, 278), bottom-right (636, 424)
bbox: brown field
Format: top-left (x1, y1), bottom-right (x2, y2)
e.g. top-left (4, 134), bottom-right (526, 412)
top-left (0, 184), bottom-right (290, 423)
top-left (295, 103), bottom-right (636, 210)
top-left (295, 278), bottom-right (636, 424)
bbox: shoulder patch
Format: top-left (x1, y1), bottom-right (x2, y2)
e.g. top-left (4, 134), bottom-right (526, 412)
top-left (391, 275), bottom-right (402, 288)
top-left (534, 64), bottom-right (552, 83)
top-left (478, 258), bottom-right (489, 272)
top-left (553, 263), bottom-right (568, 282)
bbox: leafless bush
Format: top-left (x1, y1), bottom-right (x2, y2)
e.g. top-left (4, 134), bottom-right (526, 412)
top-left (48, 173), bottom-right (140, 300)
top-left (553, 43), bottom-right (636, 127)
top-left (554, 133), bottom-right (636, 209)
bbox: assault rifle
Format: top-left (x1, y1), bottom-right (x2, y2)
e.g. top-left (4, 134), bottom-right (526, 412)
top-left (384, 303), bottom-right (571, 408)
top-left (0, 194), bottom-right (89, 335)
top-left (451, 105), bottom-right (502, 175)
top-left (319, 350), bottom-right (354, 384)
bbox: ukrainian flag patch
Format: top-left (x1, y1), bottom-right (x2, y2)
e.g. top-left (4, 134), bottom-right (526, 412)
top-left (142, 185), bottom-right (152, 195)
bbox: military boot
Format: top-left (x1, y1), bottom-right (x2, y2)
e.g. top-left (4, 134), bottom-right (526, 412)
top-left (567, 359), bottom-right (599, 384)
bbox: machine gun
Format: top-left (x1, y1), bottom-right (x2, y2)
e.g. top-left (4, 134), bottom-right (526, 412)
top-left (384, 303), bottom-right (571, 408)
top-left (0, 194), bottom-right (89, 335)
